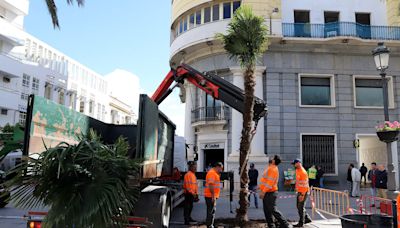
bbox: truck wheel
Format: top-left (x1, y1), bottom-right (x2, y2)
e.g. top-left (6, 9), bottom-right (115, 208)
top-left (160, 194), bottom-right (171, 228)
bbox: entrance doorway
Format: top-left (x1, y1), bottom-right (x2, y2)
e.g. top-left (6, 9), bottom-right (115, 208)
top-left (358, 135), bottom-right (387, 171)
top-left (204, 149), bottom-right (224, 171)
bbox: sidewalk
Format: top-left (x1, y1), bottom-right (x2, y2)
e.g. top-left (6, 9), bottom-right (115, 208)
top-left (170, 191), bottom-right (341, 227)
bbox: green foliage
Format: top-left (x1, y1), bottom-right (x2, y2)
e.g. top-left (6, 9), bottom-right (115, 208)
top-left (44, 0), bottom-right (85, 28)
top-left (217, 5), bottom-right (268, 69)
top-left (2, 124), bottom-right (13, 133)
top-left (7, 130), bottom-right (141, 228)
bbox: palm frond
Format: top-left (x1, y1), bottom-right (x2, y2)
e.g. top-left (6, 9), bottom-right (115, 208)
top-left (217, 5), bottom-right (268, 68)
top-left (6, 132), bottom-right (141, 228)
top-left (44, 0), bottom-right (85, 28)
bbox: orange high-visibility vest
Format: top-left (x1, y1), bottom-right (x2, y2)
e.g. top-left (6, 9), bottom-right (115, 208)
top-left (397, 193), bottom-right (400, 228)
top-left (204, 168), bottom-right (221, 198)
top-left (260, 164), bottom-right (279, 193)
top-left (296, 167), bottom-right (309, 193)
top-left (183, 171), bottom-right (198, 195)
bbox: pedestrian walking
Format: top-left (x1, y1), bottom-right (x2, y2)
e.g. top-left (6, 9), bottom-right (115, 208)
top-left (259, 155), bottom-right (290, 228)
top-left (292, 159), bottom-right (312, 227)
top-left (368, 162), bottom-right (377, 204)
top-left (316, 166), bottom-right (325, 188)
top-left (307, 165), bottom-right (317, 187)
top-left (248, 163), bottom-right (259, 208)
top-left (351, 164), bottom-right (361, 197)
top-left (204, 162), bottom-right (223, 228)
top-left (347, 164), bottom-right (353, 194)
top-left (183, 161), bottom-right (199, 225)
top-left (376, 164), bottom-right (388, 199)
top-left (360, 163), bottom-right (368, 185)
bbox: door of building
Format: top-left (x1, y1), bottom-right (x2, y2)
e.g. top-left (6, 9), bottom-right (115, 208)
top-left (204, 149), bottom-right (224, 171)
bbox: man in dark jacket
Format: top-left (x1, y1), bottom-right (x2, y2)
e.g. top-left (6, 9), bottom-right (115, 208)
top-left (368, 162), bottom-right (377, 200)
top-left (375, 164), bottom-right (388, 199)
top-left (316, 166), bottom-right (325, 188)
top-left (248, 163), bottom-right (259, 208)
top-left (359, 163), bottom-right (368, 185)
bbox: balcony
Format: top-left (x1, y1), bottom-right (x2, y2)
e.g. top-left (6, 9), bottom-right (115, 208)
top-left (282, 22), bottom-right (400, 41)
top-left (191, 106), bottom-right (228, 126)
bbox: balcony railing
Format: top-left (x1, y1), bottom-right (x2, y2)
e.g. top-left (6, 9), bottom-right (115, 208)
top-left (282, 22), bottom-right (400, 40)
top-left (191, 106), bottom-right (228, 123)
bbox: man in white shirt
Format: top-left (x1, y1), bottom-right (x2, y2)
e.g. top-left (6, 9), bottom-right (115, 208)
top-left (351, 164), bottom-right (361, 197)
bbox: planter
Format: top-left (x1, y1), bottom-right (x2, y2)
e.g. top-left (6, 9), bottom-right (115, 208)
top-left (376, 131), bottom-right (400, 143)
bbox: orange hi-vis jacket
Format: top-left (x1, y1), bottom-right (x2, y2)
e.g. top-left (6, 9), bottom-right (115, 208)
top-left (183, 171), bottom-right (198, 195)
top-left (296, 167), bottom-right (309, 193)
top-left (260, 164), bottom-right (279, 193)
top-left (397, 193), bottom-right (400, 228)
top-left (204, 168), bottom-right (221, 198)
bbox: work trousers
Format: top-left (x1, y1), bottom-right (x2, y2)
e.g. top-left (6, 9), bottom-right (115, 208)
top-left (205, 197), bottom-right (216, 228)
top-left (183, 193), bottom-right (194, 222)
top-left (263, 192), bottom-right (289, 228)
top-left (296, 192), bottom-right (311, 225)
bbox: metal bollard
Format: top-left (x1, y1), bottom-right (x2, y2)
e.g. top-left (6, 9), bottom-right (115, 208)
top-left (392, 199), bottom-right (397, 228)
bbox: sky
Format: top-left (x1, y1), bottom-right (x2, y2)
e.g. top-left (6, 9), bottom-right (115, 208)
top-left (25, 0), bottom-right (185, 135)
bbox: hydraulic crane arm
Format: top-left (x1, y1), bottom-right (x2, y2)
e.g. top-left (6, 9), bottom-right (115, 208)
top-left (151, 64), bottom-right (267, 123)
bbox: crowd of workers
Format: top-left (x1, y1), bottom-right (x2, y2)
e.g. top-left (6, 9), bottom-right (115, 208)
top-left (182, 156), bottom-right (312, 228)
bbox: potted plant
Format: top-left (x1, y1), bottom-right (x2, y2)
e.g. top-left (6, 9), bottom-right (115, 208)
top-left (376, 121), bottom-right (400, 143)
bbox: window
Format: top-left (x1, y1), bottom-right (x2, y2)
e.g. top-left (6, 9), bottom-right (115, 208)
top-left (2, 77), bottom-right (10, 83)
top-left (299, 74), bottom-right (335, 107)
top-left (204, 7), bottom-right (211, 23)
top-left (102, 105), bottom-right (106, 121)
top-left (294, 11), bottom-right (311, 37)
top-left (213, 4), bottom-right (220, 21)
top-left (89, 100), bottom-right (94, 115)
top-left (32, 77), bottom-right (39, 95)
top-left (196, 10), bottom-right (201, 25)
top-left (1, 109), bottom-right (7, 115)
top-left (223, 2), bottom-right (231, 19)
top-left (189, 13), bottom-right (195, 29)
top-left (183, 17), bottom-right (188, 32)
top-left (354, 76), bottom-right (394, 108)
top-left (301, 134), bottom-right (336, 175)
top-left (19, 112), bottom-right (26, 126)
top-left (22, 74), bottom-right (30, 88)
top-left (179, 20), bottom-right (183, 34)
top-left (58, 90), bottom-right (65, 105)
top-left (233, 1), bottom-right (241, 13)
top-left (97, 103), bottom-right (101, 119)
top-left (45, 83), bottom-right (52, 99)
top-left (21, 93), bottom-right (29, 101)
top-left (205, 94), bottom-right (222, 119)
top-left (79, 100), bottom-right (85, 113)
top-left (69, 93), bottom-right (76, 109)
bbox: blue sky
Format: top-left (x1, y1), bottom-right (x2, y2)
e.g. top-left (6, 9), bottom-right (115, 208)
top-left (25, 1), bottom-right (186, 135)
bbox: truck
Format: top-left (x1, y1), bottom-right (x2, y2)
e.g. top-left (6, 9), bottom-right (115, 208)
top-left (24, 64), bottom-right (267, 227)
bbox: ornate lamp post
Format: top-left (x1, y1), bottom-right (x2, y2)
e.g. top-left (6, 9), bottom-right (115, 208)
top-left (372, 42), bottom-right (397, 193)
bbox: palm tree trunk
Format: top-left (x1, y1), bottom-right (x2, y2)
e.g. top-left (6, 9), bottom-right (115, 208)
top-left (236, 65), bottom-right (256, 223)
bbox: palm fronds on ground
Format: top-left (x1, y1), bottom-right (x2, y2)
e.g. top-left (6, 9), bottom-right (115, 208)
top-left (218, 5), bottom-right (268, 224)
top-left (6, 130), bottom-right (141, 228)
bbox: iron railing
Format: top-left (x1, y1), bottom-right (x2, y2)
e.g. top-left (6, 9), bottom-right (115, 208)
top-left (191, 106), bottom-right (228, 123)
top-left (282, 22), bottom-right (400, 40)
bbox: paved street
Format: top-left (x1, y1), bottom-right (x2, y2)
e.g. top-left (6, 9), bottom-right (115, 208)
top-left (0, 187), bottom-right (373, 227)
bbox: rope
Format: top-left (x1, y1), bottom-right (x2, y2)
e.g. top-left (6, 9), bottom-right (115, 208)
top-left (238, 120), bottom-right (259, 180)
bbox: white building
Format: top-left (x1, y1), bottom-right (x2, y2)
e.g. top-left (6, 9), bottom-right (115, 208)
top-left (0, 0), bottom-right (138, 128)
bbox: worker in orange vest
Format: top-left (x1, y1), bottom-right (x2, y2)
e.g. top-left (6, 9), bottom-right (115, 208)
top-left (292, 159), bottom-right (312, 227)
top-left (259, 155), bottom-right (290, 228)
top-left (183, 161), bottom-right (199, 225)
top-left (204, 162), bottom-right (223, 228)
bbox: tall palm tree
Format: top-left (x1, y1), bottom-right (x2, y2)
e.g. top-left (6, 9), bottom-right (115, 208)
top-left (218, 5), bottom-right (268, 223)
top-left (44, 0), bottom-right (84, 28)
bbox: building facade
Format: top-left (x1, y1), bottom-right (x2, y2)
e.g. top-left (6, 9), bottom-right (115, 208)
top-left (171, 0), bottom-right (400, 186)
top-left (0, 0), bottom-right (137, 128)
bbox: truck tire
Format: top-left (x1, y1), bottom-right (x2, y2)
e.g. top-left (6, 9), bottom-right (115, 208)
top-left (133, 190), bottom-right (171, 227)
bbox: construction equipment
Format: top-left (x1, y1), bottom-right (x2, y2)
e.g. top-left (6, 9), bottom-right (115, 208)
top-left (23, 64), bottom-right (267, 227)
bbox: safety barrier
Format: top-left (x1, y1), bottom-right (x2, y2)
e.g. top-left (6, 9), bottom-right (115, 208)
top-left (358, 195), bottom-right (395, 216)
top-left (310, 187), bottom-right (351, 218)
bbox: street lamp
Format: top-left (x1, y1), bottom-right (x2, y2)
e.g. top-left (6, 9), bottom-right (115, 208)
top-left (269, 8), bottom-right (279, 35)
top-left (372, 42), bottom-right (398, 193)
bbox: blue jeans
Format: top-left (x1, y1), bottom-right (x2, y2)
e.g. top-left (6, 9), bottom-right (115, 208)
top-left (248, 185), bottom-right (258, 208)
top-left (319, 177), bottom-right (324, 188)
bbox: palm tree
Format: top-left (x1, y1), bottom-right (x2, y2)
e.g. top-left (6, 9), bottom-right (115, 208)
top-left (7, 130), bottom-right (141, 228)
top-left (218, 6), bottom-right (268, 223)
top-left (44, 0), bottom-right (84, 28)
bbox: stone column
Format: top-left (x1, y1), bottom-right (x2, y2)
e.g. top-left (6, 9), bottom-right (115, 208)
top-left (251, 67), bottom-right (266, 156)
top-left (230, 67), bottom-right (243, 156)
top-left (184, 84), bottom-right (195, 164)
